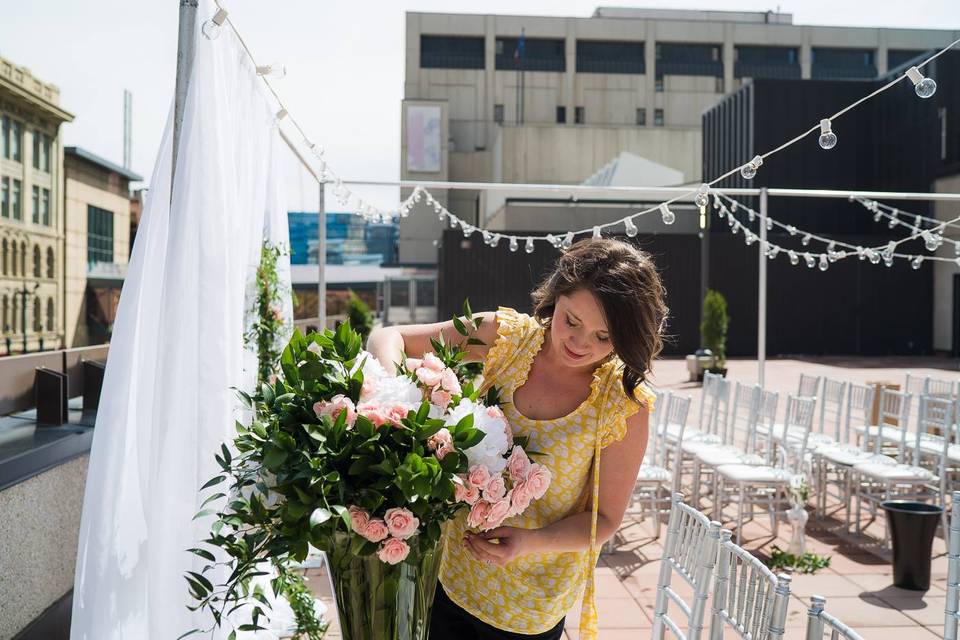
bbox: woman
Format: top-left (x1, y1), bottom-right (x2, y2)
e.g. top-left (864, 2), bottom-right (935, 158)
top-left (367, 238), bottom-right (668, 640)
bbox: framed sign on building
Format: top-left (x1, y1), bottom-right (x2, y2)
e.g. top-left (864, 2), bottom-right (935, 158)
top-left (406, 104), bottom-right (441, 173)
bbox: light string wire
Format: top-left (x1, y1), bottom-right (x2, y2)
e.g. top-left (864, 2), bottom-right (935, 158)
top-left (716, 193), bottom-right (960, 268)
top-left (851, 196), bottom-right (960, 244)
top-left (205, 3), bottom-right (960, 250)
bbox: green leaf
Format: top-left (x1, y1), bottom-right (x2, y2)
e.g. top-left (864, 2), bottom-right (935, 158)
top-left (188, 547), bottom-right (216, 562)
top-left (200, 475), bottom-right (225, 490)
top-left (310, 507), bottom-right (332, 527)
top-left (452, 316), bottom-right (468, 336)
top-left (462, 298), bottom-right (473, 320)
top-left (262, 446), bottom-right (288, 469)
top-left (187, 571), bottom-right (213, 593)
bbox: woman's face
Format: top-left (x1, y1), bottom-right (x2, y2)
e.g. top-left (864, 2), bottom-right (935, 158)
top-left (549, 289), bottom-right (615, 369)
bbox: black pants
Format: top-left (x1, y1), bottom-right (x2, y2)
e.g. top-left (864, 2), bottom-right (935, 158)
top-left (429, 583), bottom-right (565, 640)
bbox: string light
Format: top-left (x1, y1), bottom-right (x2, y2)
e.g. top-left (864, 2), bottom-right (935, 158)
top-left (562, 232), bottom-right (574, 249)
top-left (818, 119), bottom-right (837, 149)
top-left (256, 64), bottom-right (287, 79)
top-left (906, 66), bottom-right (937, 99)
top-left (525, 237), bottom-right (535, 253)
top-left (694, 184), bottom-right (711, 208)
top-left (659, 204), bottom-right (676, 225)
top-left (509, 237), bottom-right (518, 252)
top-left (624, 218), bottom-right (638, 237)
top-left (740, 155), bottom-right (763, 180)
top-left (592, 226), bottom-right (601, 239)
top-left (201, 8), bottom-right (228, 40)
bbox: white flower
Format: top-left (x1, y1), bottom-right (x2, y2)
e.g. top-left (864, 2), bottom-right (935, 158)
top-left (445, 398), bottom-right (509, 475)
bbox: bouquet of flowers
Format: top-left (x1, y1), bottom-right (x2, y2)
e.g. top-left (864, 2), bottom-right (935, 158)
top-left (185, 303), bottom-right (550, 638)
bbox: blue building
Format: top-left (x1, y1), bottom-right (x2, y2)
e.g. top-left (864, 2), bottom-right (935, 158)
top-left (288, 212), bottom-right (397, 265)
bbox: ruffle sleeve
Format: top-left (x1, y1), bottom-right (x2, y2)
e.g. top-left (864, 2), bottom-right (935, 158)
top-left (598, 369), bottom-right (656, 449)
top-left (478, 307), bottom-right (542, 395)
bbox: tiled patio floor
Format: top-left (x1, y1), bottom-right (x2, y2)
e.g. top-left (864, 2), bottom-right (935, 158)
top-left (306, 356), bottom-right (959, 638)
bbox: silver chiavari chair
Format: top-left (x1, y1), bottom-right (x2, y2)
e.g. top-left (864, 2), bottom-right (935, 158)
top-left (945, 491), bottom-right (960, 640)
top-left (709, 529), bottom-right (792, 640)
top-left (805, 595), bottom-right (865, 640)
top-left (652, 493), bottom-right (722, 640)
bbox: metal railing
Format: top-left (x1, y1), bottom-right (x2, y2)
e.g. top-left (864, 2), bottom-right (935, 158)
top-left (0, 344), bottom-right (108, 416)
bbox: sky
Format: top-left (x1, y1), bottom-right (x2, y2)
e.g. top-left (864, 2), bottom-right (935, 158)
top-left (1, 0), bottom-right (958, 208)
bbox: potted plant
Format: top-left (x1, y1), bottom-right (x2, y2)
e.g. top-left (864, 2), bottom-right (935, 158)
top-left (343, 290), bottom-right (374, 343)
top-left (700, 289), bottom-right (729, 377)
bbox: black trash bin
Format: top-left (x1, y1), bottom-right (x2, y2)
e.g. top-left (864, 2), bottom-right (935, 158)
top-left (881, 500), bottom-right (944, 591)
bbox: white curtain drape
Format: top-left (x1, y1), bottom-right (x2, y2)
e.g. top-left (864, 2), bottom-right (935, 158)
top-left (71, 1), bottom-right (292, 636)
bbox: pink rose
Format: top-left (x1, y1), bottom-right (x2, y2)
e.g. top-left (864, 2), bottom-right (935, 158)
top-left (486, 406), bottom-right (504, 420)
top-left (360, 518), bottom-right (389, 543)
top-left (483, 495), bottom-right (513, 531)
top-left (384, 507), bottom-right (420, 540)
top-left (467, 465), bottom-right (491, 488)
top-left (377, 537), bottom-right (410, 565)
top-left (524, 464), bottom-right (552, 500)
top-left (357, 403), bottom-right (390, 427)
top-left (506, 447), bottom-right (531, 482)
top-left (427, 428), bottom-right (454, 460)
top-left (360, 378), bottom-right (378, 400)
top-left (467, 500), bottom-right (492, 529)
top-left (314, 394), bottom-right (357, 428)
top-left (503, 420), bottom-right (513, 443)
top-left (455, 481), bottom-right (480, 505)
top-left (440, 368), bottom-right (462, 395)
top-left (422, 352), bottom-right (445, 372)
top-left (415, 367), bottom-right (443, 388)
top-left (483, 475), bottom-right (507, 502)
top-left (509, 480), bottom-right (533, 516)
top-left (430, 389), bottom-right (452, 413)
top-left (388, 405), bottom-right (409, 427)
top-left (348, 505), bottom-right (370, 534)
top-left (404, 357), bottom-right (423, 371)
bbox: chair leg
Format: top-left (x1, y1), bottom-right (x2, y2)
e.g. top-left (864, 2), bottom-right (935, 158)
top-left (736, 482), bottom-right (745, 545)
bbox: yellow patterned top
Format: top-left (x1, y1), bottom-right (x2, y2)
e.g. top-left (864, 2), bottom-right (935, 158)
top-left (438, 307), bottom-right (655, 638)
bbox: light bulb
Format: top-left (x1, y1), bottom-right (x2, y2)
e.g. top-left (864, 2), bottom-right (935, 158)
top-left (884, 255), bottom-right (894, 268)
top-left (624, 218), bottom-right (638, 237)
top-left (201, 9), bottom-right (227, 39)
top-left (923, 232), bottom-right (941, 252)
top-left (873, 211), bottom-right (883, 222)
top-left (827, 242), bottom-right (838, 262)
top-left (745, 233), bottom-right (756, 246)
top-left (713, 196), bottom-right (720, 209)
top-left (695, 184), bottom-right (710, 209)
top-left (818, 254), bottom-right (829, 271)
top-left (911, 256), bottom-right (923, 270)
top-left (787, 226), bottom-right (797, 236)
top-left (740, 155), bottom-right (763, 180)
top-left (462, 225), bottom-right (474, 238)
top-left (437, 210), bottom-right (446, 221)
top-left (482, 230), bottom-right (492, 245)
top-left (887, 213), bottom-right (898, 229)
top-left (788, 251), bottom-right (799, 265)
top-left (748, 210), bottom-right (756, 222)
top-left (414, 190), bottom-right (422, 203)
top-left (954, 242), bottom-right (960, 257)
top-left (731, 202), bottom-right (738, 213)
top-left (592, 226), bottom-right (601, 239)
top-left (509, 237), bottom-right (518, 252)
top-left (955, 257), bottom-right (960, 267)
top-left (525, 237), bottom-right (535, 253)
top-left (906, 66), bottom-right (937, 99)
top-left (660, 203), bottom-right (676, 225)
top-left (867, 249), bottom-right (881, 264)
top-left (883, 241), bottom-right (896, 262)
top-left (856, 246), bottom-right (866, 260)
top-left (768, 246), bottom-right (780, 260)
top-left (801, 234), bottom-right (811, 246)
top-left (766, 218), bottom-right (773, 231)
top-left (546, 234), bottom-right (557, 247)
top-left (256, 63), bottom-right (287, 79)
top-left (804, 253), bottom-right (815, 268)
top-left (491, 234), bottom-right (501, 248)
top-left (562, 232), bottom-right (573, 249)
top-left (818, 119), bottom-right (837, 150)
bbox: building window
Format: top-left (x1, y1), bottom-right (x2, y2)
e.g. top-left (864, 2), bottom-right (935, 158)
top-left (715, 77), bottom-right (724, 93)
top-left (811, 47), bottom-right (876, 79)
top-left (46, 247), bottom-right (54, 278)
top-left (493, 104), bottom-right (504, 124)
top-left (10, 120), bottom-right (22, 162)
top-left (420, 35), bottom-right (485, 69)
top-left (656, 43), bottom-right (724, 77)
top-left (10, 241), bottom-right (17, 276)
top-left (11, 179), bottom-right (22, 221)
top-left (1, 239), bottom-right (6, 275)
top-left (574, 106), bottom-right (585, 124)
top-left (88, 205), bottom-right (115, 265)
top-left (576, 40), bottom-right (645, 74)
top-left (0, 116), bottom-right (8, 159)
top-left (19, 241), bottom-right (26, 275)
top-left (33, 297), bottom-right (41, 332)
top-left (11, 297), bottom-right (17, 332)
top-left (46, 297), bottom-right (54, 332)
top-left (655, 74), bottom-right (664, 92)
top-left (636, 108), bottom-right (646, 126)
top-left (41, 188), bottom-right (50, 226)
top-left (1, 177), bottom-right (8, 218)
top-left (32, 245), bottom-right (41, 277)
top-left (1, 295), bottom-right (7, 332)
top-left (734, 46), bottom-right (801, 79)
top-left (495, 37), bottom-right (565, 72)
top-left (556, 106), bottom-right (566, 124)
top-left (32, 186), bottom-right (40, 224)
top-left (32, 132), bottom-right (51, 172)
top-left (888, 49), bottom-right (926, 71)
top-left (654, 108), bottom-right (664, 126)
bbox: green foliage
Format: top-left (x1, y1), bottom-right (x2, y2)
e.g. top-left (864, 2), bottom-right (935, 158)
top-left (186, 302), bottom-right (494, 637)
top-left (275, 564), bottom-right (328, 639)
top-left (344, 290), bottom-right (373, 343)
top-left (700, 289), bottom-right (729, 369)
top-left (767, 545), bottom-right (831, 574)
top-left (246, 242), bottom-right (293, 387)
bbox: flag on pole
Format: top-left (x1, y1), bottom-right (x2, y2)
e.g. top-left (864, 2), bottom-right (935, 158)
top-left (515, 29), bottom-right (525, 61)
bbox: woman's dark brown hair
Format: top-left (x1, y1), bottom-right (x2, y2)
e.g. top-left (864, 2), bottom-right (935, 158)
top-left (530, 238), bottom-right (668, 401)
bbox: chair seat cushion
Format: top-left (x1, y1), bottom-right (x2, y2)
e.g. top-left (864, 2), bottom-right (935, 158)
top-left (716, 464), bottom-right (794, 483)
top-left (853, 424), bottom-right (913, 444)
top-left (636, 464), bottom-right (671, 482)
top-left (910, 436), bottom-right (960, 462)
top-left (759, 423), bottom-right (834, 448)
top-left (697, 447), bottom-right (765, 467)
top-left (682, 439), bottom-right (727, 455)
top-left (852, 457), bottom-right (934, 481)
top-left (817, 445), bottom-right (873, 467)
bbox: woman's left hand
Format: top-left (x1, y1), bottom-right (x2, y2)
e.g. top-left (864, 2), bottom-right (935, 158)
top-left (463, 526), bottom-right (537, 567)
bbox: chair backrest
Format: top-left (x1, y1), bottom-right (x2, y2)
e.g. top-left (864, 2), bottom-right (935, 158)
top-left (805, 596), bottom-right (865, 640)
top-left (946, 491), bottom-right (960, 640)
top-left (750, 390), bottom-right (780, 454)
top-left (905, 373), bottom-right (929, 426)
top-left (798, 374), bottom-right (822, 399)
top-left (913, 396), bottom-right (958, 469)
top-left (928, 377), bottom-right (959, 400)
top-left (710, 529), bottom-right (792, 640)
top-left (845, 383), bottom-right (875, 447)
top-left (766, 395), bottom-right (817, 468)
top-left (700, 373), bottom-right (731, 438)
top-left (876, 388), bottom-right (913, 461)
top-left (651, 394), bottom-right (692, 467)
top-left (653, 493), bottom-right (722, 640)
top-left (727, 383), bottom-right (762, 448)
top-left (819, 379), bottom-right (847, 441)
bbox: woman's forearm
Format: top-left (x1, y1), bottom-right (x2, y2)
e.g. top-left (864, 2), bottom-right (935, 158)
top-left (529, 511), bottom-right (616, 554)
top-left (366, 327), bottom-right (406, 372)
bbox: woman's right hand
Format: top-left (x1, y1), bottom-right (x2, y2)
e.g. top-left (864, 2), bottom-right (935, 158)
top-left (366, 326), bottom-right (406, 373)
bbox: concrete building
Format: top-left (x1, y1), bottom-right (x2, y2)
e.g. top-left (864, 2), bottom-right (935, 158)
top-left (0, 55), bottom-right (73, 354)
top-left (400, 8), bottom-right (959, 264)
top-left (63, 148), bottom-right (141, 348)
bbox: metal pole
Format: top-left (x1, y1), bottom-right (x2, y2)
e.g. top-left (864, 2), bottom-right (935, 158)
top-left (318, 184), bottom-right (326, 329)
top-left (172, 0), bottom-right (199, 197)
top-left (758, 188), bottom-right (768, 389)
